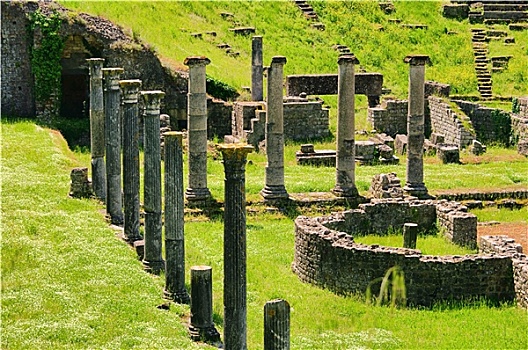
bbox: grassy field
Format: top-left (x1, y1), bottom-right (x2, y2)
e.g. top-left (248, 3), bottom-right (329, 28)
top-left (59, 0), bottom-right (528, 99)
top-left (3, 119), bottom-right (528, 349)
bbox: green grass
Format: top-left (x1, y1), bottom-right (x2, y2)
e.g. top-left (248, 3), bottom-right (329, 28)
top-left (471, 206), bottom-right (528, 223)
top-left (354, 233), bottom-right (477, 255)
top-left (1, 120), bottom-right (197, 349)
top-left (3, 119), bottom-right (528, 349)
top-left (59, 1), bottom-right (528, 99)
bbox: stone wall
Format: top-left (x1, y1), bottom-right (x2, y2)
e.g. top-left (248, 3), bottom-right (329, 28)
top-left (286, 73), bottom-right (383, 106)
top-left (367, 99), bottom-right (408, 137)
top-left (480, 235), bottom-right (528, 309)
top-left (454, 100), bottom-right (512, 145)
top-left (283, 98), bottom-right (330, 141)
top-left (517, 97), bottom-right (528, 117)
top-left (435, 189), bottom-right (528, 201)
top-left (232, 97), bottom-right (330, 147)
top-left (1, 1), bottom-right (37, 117)
top-left (435, 200), bottom-right (477, 248)
top-left (207, 98), bottom-right (232, 138)
top-left (428, 96), bottom-right (476, 148)
top-left (293, 214), bottom-right (516, 307)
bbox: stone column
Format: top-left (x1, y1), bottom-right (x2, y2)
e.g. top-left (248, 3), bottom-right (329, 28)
top-left (120, 79), bottom-right (142, 243)
top-left (403, 223), bottom-right (418, 249)
top-left (141, 90), bottom-right (165, 274)
top-left (163, 131), bottom-right (191, 304)
top-left (218, 143), bottom-right (254, 350)
top-left (87, 58), bottom-right (106, 202)
top-left (189, 266), bottom-right (222, 345)
top-left (261, 56), bottom-right (289, 201)
top-left (103, 67), bottom-right (124, 225)
top-left (333, 55), bottom-right (360, 198)
top-left (184, 56), bottom-right (212, 203)
top-left (403, 55), bottom-right (430, 198)
top-left (251, 36), bottom-right (263, 101)
top-left (264, 299), bottom-right (290, 350)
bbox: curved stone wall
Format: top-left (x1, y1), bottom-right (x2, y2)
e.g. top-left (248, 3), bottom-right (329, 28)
top-left (293, 213), bottom-right (518, 307)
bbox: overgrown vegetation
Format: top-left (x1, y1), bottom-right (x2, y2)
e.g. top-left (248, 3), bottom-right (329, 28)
top-left (27, 8), bottom-right (65, 105)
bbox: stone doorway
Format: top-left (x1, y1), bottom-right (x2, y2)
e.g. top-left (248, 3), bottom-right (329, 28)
top-left (60, 72), bottom-right (88, 119)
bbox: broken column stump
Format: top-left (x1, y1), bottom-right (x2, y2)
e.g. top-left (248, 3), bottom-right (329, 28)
top-left (403, 223), bottom-right (418, 249)
top-left (264, 299), bottom-right (290, 350)
top-left (189, 266), bottom-right (221, 345)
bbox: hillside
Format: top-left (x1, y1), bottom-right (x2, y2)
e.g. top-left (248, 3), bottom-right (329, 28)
top-left (60, 0), bottom-right (528, 100)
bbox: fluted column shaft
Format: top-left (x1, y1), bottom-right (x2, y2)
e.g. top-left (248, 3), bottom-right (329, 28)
top-left (219, 143), bottom-right (254, 350)
top-left (163, 132), bottom-right (190, 304)
top-left (261, 56), bottom-right (288, 200)
top-left (251, 36), bottom-right (263, 101)
top-left (189, 266), bottom-right (221, 344)
top-left (120, 79), bottom-right (142, 243)
top-left (333, 55), bottom-right (360, 198)
top-left (264, 299), bottom-right (290, 350)
top-left (184, 56), bottom-right (211, 203)
top-left (103, 67), bottom-right (124, 225)
top-left (141, 90), bottom-right (165, 274)
top-left (87, 58), bottom-right (106, 201)
top-left (403, 55), bottom-right (430, 198)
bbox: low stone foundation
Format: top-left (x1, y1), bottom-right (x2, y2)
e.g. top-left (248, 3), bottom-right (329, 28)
top-left (293, 212), bottom-right (516, 307)
top-left (479, 235), bottom-right (527, 309)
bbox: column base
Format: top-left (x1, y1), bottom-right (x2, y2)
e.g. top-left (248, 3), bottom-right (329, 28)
top-left (332, 185), bottom-right (359, 198)
top-left (260, 185), bottom-right (289, 200)
top-left (185, 187), bottom-right (211, 202)
top-left (164, 288), bottom-right (191, 305)
top-left (142, 259), bottom-right (165, 275)
top-left (189, 324), bottom-right (222, 346)
top-left (109, 213), bottom-right (124, 226)
top-left (403, 184), bottom-right (431, 199)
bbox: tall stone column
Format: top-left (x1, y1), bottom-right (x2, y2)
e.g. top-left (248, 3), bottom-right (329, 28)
top-left (141, 90), bottom-right (165, 274)
top-left (163, 131), bottom-right (191, 304)
top-left (103, 67), bottom-right (124, 225)
top-left (333, 55), bottom-right (360, 198)
top-left (87, 58), bottom-right (106, 202)
top-left (261, 56), bottom-right (289, 201)
top-left (218, 143), bottom-right (254, 350)
top-left (184, 56), bottom-right (212, 203)
top-left (120, 79), bottom-right (142, 243)
top-left (251, 36), bottom-right (263, 101)
top-left (403, 54), bottom-right (430, 198)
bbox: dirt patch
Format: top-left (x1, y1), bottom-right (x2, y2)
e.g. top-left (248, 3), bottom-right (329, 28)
top-left (478, 222), bottom-right (528, 253)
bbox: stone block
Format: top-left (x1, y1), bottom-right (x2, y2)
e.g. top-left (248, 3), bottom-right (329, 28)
top-left (437, 144), bottom-right (460, 164)
top-left (469, 140), bottom-right (486, 155)
top-left (394, 134), bottom-right (407, 155)
top-left (430, 132), bottom-right (445, 145)
top-left (518, 140), bottom-right (528, 156)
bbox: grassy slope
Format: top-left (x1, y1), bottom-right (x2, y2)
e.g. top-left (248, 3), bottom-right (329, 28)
top-left (1, 120), bottom-right (198, 349)
top-left (60, 0), bottom-right (528, 99)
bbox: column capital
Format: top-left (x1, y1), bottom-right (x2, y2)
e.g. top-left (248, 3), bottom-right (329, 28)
top-left (184, 56), bottom-right (211, 67)
top-left (163, 131), bottom-right (184, 146)
top-left (404, 54), bottom-right (430, 66)
top-left (87, 58), bottom-right (105, 76)
top-left (103, 68), bottom-right (124, 90)
top-left (217, 143), bottom-right (254, 160)
top-left (271, 56), bottom-right (287, 65)
top-left (141, 90), bottom-right (165, 111)
top-left (119, 79), bottom-right (142, 103)
top-left (338, 54), bottom-right (360, 65)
